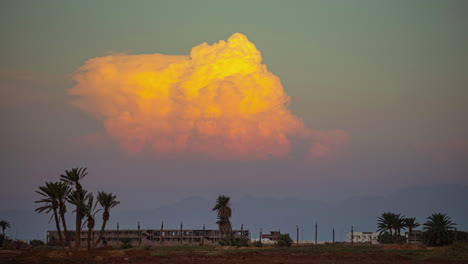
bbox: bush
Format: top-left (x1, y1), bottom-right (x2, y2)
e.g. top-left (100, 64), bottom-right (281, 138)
top-left (218, 237), bottom-right (249, 247)
top-left (30, 239), bottom-right (45, 247)
top-left (251, 240), bottom-right (263, 247)
top-left (455, 231), bottom-right (468, 242)
top-left (276, 234), bottom-right (293, 247)
top-left (232, 237), bottom-right (249, 247)
top-left (377, 232), bottom-right (407, 244)
top-left (442, 241), bottom-right (468, 259)
top-left (120, 237), bottom-right (132, 249)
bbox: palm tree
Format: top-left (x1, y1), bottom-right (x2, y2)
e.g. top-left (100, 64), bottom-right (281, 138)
top-left (423, 213), bottom-right (457, 246)
top-left (377, 212), bottom-right (395, 242)
top-left (0, 220), bottom-right (11, 236)
top-left (212, 195), bottom-right (232, 244)
top-left (403, 217), bottom-right (420, 245)
top-left (216, 216), bottom-right (232, 236)
top-left (79, 193), bottom-right (99, 256)
top-left (35, 182), bottom-right (65, 249)
top-left (392, 213), bottom-right (406, 244)
top-left (55, 181), bottom-right (73, 250)
top-left (93, 191), bottom-right (120, 247)
top-left (61, 167), bottom-right (87, 250)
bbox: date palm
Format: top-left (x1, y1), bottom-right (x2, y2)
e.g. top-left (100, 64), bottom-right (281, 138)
top-left (79, 193), bottom-right (99, 256)
top-left (55, 181), bottom-right (73, 250)
top-left (35, 182), bottom-right (65, 249)
top-left (0, 220), bottom-right (11, 236)
top-left (423, 213), bottom-right (457, 246)
top-left (392, 213), bottom-right (406, 244)
top-left (93, 191), bottom-right (120, 247)
top-left (212, 195), bottom-right (232, 244)
top-left (403, 217), bottom-right (420, 245)
top-left (377, 212), bottom-right (395, 241)
top-left (61, 167), bottom-right (87, 250)
top-left (377, 212), bottom-right (405, 244)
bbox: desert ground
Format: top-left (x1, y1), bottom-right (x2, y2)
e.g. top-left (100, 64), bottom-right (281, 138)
top-left (1, 244), bottom-right (468, 264)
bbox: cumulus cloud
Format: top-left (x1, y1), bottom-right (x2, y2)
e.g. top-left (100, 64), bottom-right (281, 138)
top-left (70, 33), bottom-right (349, 159)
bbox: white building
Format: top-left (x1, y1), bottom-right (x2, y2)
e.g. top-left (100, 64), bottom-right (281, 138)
top-left (347, 232), bottom-right (379, 244)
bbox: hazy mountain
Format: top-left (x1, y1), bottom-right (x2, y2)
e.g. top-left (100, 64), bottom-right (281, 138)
top-left (2, 184), bottom-right (467, 242)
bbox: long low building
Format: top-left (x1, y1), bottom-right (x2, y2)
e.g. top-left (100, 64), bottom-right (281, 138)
top-left (47, 228), bottom-right (250, 247)
top-left (346, 232), bottom-right (379, 244)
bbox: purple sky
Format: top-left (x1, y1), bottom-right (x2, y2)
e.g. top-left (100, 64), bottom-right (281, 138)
top-left (1, 1), bottom-right (467, 214)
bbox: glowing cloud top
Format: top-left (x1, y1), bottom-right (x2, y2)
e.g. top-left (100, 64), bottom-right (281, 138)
top-left (70, 33), bottom-right (348, 159)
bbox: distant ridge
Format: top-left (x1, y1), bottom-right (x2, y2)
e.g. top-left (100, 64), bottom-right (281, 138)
top-left (2, 184), bottom-right (467, 241)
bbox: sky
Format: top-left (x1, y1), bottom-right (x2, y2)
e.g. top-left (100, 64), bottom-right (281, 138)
top-left (1, 0), bottom-right (467, 220)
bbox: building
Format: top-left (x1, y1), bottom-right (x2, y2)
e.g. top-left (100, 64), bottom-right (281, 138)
top-left (261, 231), bottom-right (281, 241)
top-left (47, 228), bottom-right (250, 247)
top-left (347, 232), bottom-right (379, 244)
top-left (405, 230), bottom-right (423, 244)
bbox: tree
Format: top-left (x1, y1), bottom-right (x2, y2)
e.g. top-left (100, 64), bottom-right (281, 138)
top-left (392, 213), bottom-right (406, 244)
top-left (61, 167), bottom-right (87, 250)
top-left (423, 213), bottom-right (457, 246)
top-left (55, 182), bottom-right (72, 250)
top-left (403, 217), bottom-right (420, 245)
top-left (0, 220), bottom-right (11, 247)
top-left (377, 212), bottom-right (406, 244)
top-left (30, 239), bottom-right (45, 247)
top-left (79, 193), bottom-right (99, 256)
top-left (377, 212), bottom-right (395, 242)
top-left (93, 191), bottom-right (120, 247)
top-left (212, 195), bottom-right (232, 244)
top-left (377, 231), bottom-right (393, 244)
top-left (0, 220), bottom-right (11, 237)
top-left (277, 234), bottom-right (293, 247)
top-left (35, 182), bottom-right (66, 249)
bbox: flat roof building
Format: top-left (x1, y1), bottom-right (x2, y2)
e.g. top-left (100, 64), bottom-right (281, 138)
top-left (47, 228), bottom-right (250, 247)
top-left (261, 231), bottom-right (281, 241)
top-left (347, 232), bottom-right (379, 244)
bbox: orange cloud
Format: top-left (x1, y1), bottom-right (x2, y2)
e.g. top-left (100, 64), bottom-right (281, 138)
top-left (70, 33), bottom-right (348, 159)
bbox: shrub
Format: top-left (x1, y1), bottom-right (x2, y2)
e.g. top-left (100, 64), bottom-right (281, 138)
top-left (441, 241), bottom-right (468, 259)
top-left (120, 237), bottom-right (132, 249)
top-left (378, 232), bottom-right (393, 244)
top-left (218, 237), bottom-right (249, 247)
top-left (251, 240), bottom-right (262, 247)
top-left (29, 239), bottom-right (45, 247)
top-left (276, 234), bottom-right (293, 247)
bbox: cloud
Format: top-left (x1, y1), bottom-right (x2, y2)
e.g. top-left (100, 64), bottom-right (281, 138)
top-left (70, 33), bottom-right (349, 159)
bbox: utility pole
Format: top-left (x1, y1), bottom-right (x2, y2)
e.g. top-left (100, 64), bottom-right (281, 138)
top-left (296, 225), bottom-right (299, 246)
top-left (240, 224), bottom-right (244, 238)
top-left (180, 222), bottom-right (183, 245)
top-left (351, 226), bottom-right (354, 246)
top-left (117, 222), bottom-right (120, 246)
top-left (259, 228), bottom-right (262, 246)
top-left (138, 221), bottom-right (141, 246)
top-left (332, 227), bottom-right (335, 245)
top-left (202, 224), bottom-right (205, 246)
top-left (315, 222), bottom-right (318, 245)
top-left (160, 221), bottom-right (164, 244)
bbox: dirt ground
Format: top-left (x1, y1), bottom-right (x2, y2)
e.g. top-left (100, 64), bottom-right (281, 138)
top-left (1, 245), bottom-right (466, 264)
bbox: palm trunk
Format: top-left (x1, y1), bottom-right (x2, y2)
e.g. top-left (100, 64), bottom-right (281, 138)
top-left (60, 211), bottom-right (73, 251)
top-left (75, 189), bottom-right (82, 250)
top-left (93, 218), bottom-right (107, 247)
top-left (389, 229), bottom-right (394, 244)
top-left (87, 218), bottom-right (94, 257)
top-left (87, 228), bottom-right (92, 257)
top-left (408, 228), bottom-right (412, 245)
top-left (53, 209), bottom-right (65, 249)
